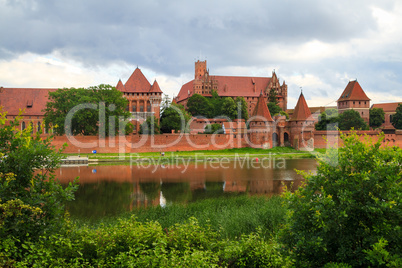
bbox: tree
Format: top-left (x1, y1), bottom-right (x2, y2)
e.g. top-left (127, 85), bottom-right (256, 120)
top-left (391, 103), bottom-right (402, 129)
top-left (44, 85), bottom-right (132, 136)
top-left (221, 97), bottom-right (238, 120)
top-left (235, 97), bottom-right (249, 120)
top-left (281, 132), bottom-right (402, 267)
top-left (315, 108), bottom-right (339, 130)
top-left (160, 103), bottom-right (191, 133)
top-left (186, 94), bottom-right (214, 118)
top-left (268, 88), bottom-right (278, 105)
top-left (267, 88), bottom-right (283, 116)
top-left (369, 108), bottom-right (385, 129)
top-left (139, 116), bottom-right (160, 134)
top-left (204, 123), bottom-right (224, 134)
top-left (210, 90), bottom-right (224, 117)
top-left (267, 102), bottom-right (282, 116)
top-left (338, 109), bottom-right (368, 130)
top-left (0, 109), bottom-right (78, 244)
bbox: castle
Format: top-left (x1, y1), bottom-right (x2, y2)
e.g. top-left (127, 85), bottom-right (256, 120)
top-left (176, 60), bottom-right (288, 113)
top-left (1, 60), bottom-right (402, 152)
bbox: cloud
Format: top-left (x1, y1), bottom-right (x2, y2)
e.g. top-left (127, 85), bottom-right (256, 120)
top-left (0, 0), bottom-right (401, 109)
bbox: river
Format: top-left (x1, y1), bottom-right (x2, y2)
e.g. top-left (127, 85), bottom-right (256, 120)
top-left (56, 158), bottom-right (317, 220)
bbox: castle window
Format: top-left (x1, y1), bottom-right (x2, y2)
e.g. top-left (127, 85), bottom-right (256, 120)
top-left (359, 101), bottom-right (361, 105)
top-left (353, 101), bottom-right (355, 105)
top-left (37, 122), bottom-right (41, 132)
top-left (132, 105), bottom-right (136, 112)
top-left (22, 121), bottom-right (26, 130)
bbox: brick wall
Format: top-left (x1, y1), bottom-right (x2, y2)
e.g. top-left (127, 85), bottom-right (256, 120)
top-left (50, 130), bottom-right (402, 154)
top-left (51, 134), bottom-right (247, 154)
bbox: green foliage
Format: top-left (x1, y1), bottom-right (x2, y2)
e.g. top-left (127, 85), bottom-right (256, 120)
top-left (392, 103), bottom-right (402, 129)
top-left (338, 109), bottom-right (368, 130)
top-left (160, 103), bottom-right (191, 133)
top-left (0, 110), bottom-right (78, 261)
top-left (2, 214), bottom-right (290, 267)
top-left (44, 84), bottom-right (131, 136)
top-left (267, 88), bottom-right (283, 116)
top-left (279, 110), bottom-right (289, 119)
top-left (132, 195), bottom-right (286, 240)
top-left (139, 116), bottom-right (161, 134)
top-left (235, 97), bottom-right (249, 120)
top-left (268, 88), bottom-right (279, 105)
top-left (281, 132), bottom-right (402, 267)
top-left (204, 123), bottom-right (224, 134)
top-left (221, 230), bottom-right (292, 267)
top-left (221, 97), bottom-right (238, 120)
top-left (315, 108), bottom-right (339, 130)
top-left (210, 89), bottom-right (225, 117)
top-left (268, 102), bottom-right (282, 116)
top-left (187, 94), bottom-right (214, 118)
top-left (369, 107), bottom-right (385, 128)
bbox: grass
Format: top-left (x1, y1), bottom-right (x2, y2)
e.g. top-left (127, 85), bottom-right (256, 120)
top-left (65, 146), bottom-right (325, 161)
top-left (78, 195), bottom-right (287, 240)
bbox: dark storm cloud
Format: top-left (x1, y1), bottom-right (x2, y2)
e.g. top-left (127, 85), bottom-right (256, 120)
top-left (0, 0), bottom-right (395, 75)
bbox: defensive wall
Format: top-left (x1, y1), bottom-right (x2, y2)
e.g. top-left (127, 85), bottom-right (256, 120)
top-left (52, 133), bottom-right (247, 154)
top-left (51, 130), bottom-right (402, 154)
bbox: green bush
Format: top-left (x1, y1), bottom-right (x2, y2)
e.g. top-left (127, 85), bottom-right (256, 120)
top-left (281, 131), bottom-right (402, 267)
top-left (0, 110), bottom-right (78, 263)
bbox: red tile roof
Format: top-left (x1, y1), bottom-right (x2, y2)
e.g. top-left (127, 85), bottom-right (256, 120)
top-left (150, 80), bottom-right (163, 93)
top-left (0, 88), bottom-right (56, 116)
top-left (116, 68), bottom-right (163, 94)
top-left (176, 75), bottom-right (272, 102)
top-left (337, 80), bottom-right (370, 102)
top-left (116, 79), bottom-right (125, 91)
top-left (251, 91), bottom-right (273, 121)
top-left (123, 68), bottom-right (152, 93)
top-left (176, 80), bottom-right (194, 101)
top-left (371, 102), bottom-right (402, 113)
top-left (290, 92), bottom-right (312, 121)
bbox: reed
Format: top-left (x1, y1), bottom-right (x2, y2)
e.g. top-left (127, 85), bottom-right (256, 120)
top-left (118, 195), bottom-right (287, 239)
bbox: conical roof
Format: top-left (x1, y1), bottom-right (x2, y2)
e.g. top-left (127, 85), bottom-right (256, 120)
top-left (337, 80), bottom-right (370, 102)
top-left (150, 80), bottom-right (163, 93)
top-left (290, 92), bottom-right (312, 121)
top-left (251, 91), bottom-right (273, 121)
top-left (116, 79), bottom-right (125, 91)
top-left (124, 67), bottom-right (151, 92)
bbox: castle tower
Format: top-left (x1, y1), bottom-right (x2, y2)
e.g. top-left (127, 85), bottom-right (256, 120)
top-left (337, 80), bottom-right (370, 123)
top-left (289, 92), bottom-right (315, 150)
top-left (195, 60), bottom-right (207, 79)
top-left (248, 91), bottom-right (275, 148)
top-left (116, 67), bottom-right (163, 133)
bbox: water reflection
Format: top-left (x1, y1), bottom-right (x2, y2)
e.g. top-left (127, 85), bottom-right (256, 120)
top-left (57, 158), bottom-right (317, 220)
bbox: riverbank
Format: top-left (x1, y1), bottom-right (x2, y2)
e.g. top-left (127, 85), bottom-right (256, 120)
top-left (14, 196), bottom-right (292, 267)
top-left (62, 147), bottom-right (326, 163)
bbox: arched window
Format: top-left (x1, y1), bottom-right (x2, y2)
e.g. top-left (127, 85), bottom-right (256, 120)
top-left (284, 132), bottom-right (289, 143)
top-left (37, 122), bottom-right (41, 132)
top-left (22, 121), bottom-right (26, 130)
top-left (272, 133), bottom-right (278, 147)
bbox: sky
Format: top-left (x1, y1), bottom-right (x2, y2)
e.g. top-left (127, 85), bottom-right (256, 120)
top-left (1, 0), bottom-right (402, 108)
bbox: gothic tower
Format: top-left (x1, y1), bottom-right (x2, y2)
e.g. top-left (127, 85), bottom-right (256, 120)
top-left (337, 80), bottom-right (370, 123)
top-left (248, 91), bottom-right (275, 148)
top-left (288, 92), bottom-right (315, 150)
